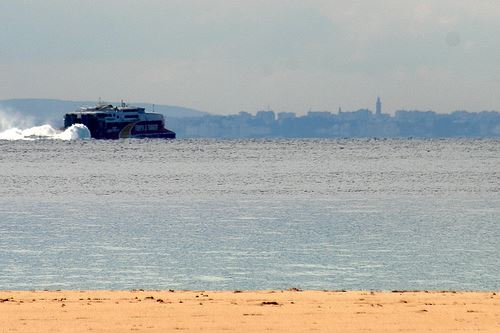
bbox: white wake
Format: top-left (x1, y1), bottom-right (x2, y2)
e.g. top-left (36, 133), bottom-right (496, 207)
top-left (0, 124), bottom-right (91, 141)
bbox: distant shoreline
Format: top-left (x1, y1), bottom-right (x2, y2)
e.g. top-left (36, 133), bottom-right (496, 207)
top-left (1, 290), bottom-right (498, 332)
top-left (2, 98), bottom-right (500, 138)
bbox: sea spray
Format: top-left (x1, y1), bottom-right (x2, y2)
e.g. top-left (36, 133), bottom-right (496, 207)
top-left (0, 124), bottom-right (91, 141)
top-left (0, 107), bottom-right (89, 140)
top-left (56, 124), bottom-right (91, 140)
top-left (0, 108), bottom-right (36, 132)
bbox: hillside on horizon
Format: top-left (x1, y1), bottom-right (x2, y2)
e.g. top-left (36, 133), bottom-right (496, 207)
top-left (0, 98), bottom-right (208, 128)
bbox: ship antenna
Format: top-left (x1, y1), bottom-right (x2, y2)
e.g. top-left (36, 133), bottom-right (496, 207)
top-left (153, 104), bottom-right (155, 112)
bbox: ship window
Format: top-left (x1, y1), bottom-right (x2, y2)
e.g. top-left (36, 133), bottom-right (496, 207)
top-left (125, 115), bottom-right (138, 119)
top-left (147, 124), bottom-right (158, 131)
top-left (135, 125), bottom-right (145, 131)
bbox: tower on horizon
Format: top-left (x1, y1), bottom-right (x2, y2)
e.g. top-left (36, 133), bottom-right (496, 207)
top-left (376, 97), bottom-right (382, 116)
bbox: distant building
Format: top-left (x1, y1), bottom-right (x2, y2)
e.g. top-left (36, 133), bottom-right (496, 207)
top-left (238, 111), bottom-right (253, 120)
top-left (307, 111), bottom-right (332, 119)
top-left (395, 110), bottom-right (436, 121)
top-left (277, 112), bottom-right (296, 121)
top-left (376, 97), bottom-right (382, 116)
top-left (256, 110), bottom-right (276, 124)
top-left (338, 109), bottom-right (372, 121)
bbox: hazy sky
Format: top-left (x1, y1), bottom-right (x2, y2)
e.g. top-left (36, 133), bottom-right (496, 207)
top-left (1, 0), bottom-right (499, 114)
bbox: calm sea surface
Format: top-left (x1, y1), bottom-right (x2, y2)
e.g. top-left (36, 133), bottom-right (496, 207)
top-left (0, 139), bottom-right (499, 290)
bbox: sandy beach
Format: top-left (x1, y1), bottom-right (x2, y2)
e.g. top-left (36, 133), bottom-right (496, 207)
top-left (0, 290), bottom-right (498, 332)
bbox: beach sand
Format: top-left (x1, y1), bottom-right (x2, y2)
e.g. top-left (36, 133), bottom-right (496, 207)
top-left (1, 290), bottom-right (498, 332)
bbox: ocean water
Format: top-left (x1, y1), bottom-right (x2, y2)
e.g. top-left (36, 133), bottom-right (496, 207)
top-left (0, 138), bottom-right (498, 290)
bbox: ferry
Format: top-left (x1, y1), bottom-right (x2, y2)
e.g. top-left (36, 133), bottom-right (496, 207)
top-left (64, 102), bottom-right (176, 139)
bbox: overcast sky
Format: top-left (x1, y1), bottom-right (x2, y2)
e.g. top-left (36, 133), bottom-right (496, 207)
top-left (1, 0), bottom-right (499, 114)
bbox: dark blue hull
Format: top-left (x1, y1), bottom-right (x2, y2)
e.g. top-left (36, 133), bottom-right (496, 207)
top-left (64, 113), bottom-right (175, 139)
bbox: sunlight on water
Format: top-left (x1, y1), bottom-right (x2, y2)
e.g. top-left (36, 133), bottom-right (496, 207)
top-left (0, 139), bottom-right (499, 290)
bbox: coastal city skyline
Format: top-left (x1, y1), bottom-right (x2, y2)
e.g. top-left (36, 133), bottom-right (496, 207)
top-left (2, 97), bottom-right (499, 139)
